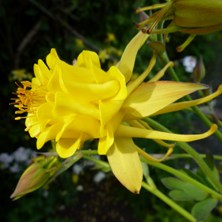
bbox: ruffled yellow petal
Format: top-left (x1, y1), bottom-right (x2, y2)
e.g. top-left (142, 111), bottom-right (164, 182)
top-left (98, 124), bottom-right (114, 155)
top-left (77, 50), bottom-right (101, 69)
top-left (123, 81), bottom-right (207, 119)
top-left (54, 92), bottom-right (100, 119)
top-left (98, 112), bottom-right (125, 154)
top-left (107, 138), bottom-right (143, 193)
top-left (33, 60), bottom-right (51, 85)
top-left (116, 124), bottom-right (217, 142)
top-left (25, 115), bottom-right (41, 137)
top-left (56, 137), bottom-right (82, 158)
top-left (154, 85), bottom-right (222, 115)
top-left (107, 66), bottom-right (128, 100)
top-left (46, 48), bottom-right (60, 69)
top-left (36, 123), bottom-right (62, 149)
top-left (117, 31), bottom-right (149, 82)
top-left (54, 114), bottom-right (98, 141)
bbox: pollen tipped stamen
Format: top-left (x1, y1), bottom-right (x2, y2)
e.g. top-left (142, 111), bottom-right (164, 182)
top-left (12, 81), bottom-right (46, 119)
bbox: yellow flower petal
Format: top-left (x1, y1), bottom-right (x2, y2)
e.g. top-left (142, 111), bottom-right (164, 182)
top-left (33, 60), bottom-right (51, 85)
top-left (36, 123), bottom-right (62, 149)
top-left (107, 138), bottom-right (142, 193)
top-left (117, 31), bottom-right (149, 82)
top-left (56, 137), bottom-right (82, 158)
top-left (46, 48), bottom-right (60, 69)
top-left (54, 92), bottom-right (100, 119)
top-left (98, 112), bottom-right (125, 154)
top-left (77, 50), bottom-right (101, 69)
top-left (25, 115), bottom-right (41, 137)
top-left (123, 81), bottom-right (207, 119)
top-left (116, 124), bottom-right (217, 142)
top-left (98, 124), bottom-right (114, 155)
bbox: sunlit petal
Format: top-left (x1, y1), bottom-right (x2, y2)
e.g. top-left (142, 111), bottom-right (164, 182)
top-left (56, 137), bottom-right (82, 158)
top-left (77, 50), bottom-right (101, 69)
top-left (107, 138), bottom-right (143, 193)
top-left (117, 31), bottom-right (149, 82)
top-left (46, 48), bottom-right (60, 69)
top-left (124, 81), bottom-right (207, 119)
top-left (98, 124), bottom-right (114, 155)
top-left (37, 123), bottom-right (61, 149)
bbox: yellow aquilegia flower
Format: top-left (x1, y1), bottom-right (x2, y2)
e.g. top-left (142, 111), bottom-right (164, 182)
top-left (13, 31), bottom-right (221, 193)
top-left (14, 49), bottom-right (127, 157)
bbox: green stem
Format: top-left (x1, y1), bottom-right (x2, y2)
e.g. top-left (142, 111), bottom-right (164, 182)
top-left (142, 182), bottom-right (196, 222)
top-left (167, 153), bottom-right (222, 161)
top-left (83, 155), bottom-right (111, 171)
top-left (81, 150), bottom-right (98, 155)
top-left (160, 52), bottom-right (222, 141)
top-left (145, 117), bottom-right (222, 192)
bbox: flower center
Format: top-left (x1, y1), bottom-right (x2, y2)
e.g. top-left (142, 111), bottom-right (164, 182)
top-left (12, 81), bottom-right (46, 119)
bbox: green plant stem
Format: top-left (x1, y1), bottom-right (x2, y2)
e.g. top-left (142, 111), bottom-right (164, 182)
top-left (167, 153), bottom-right (222, 161)
top-left (142, 182), bottom-right (196, 222)
top-left (83, 155), bottom-right (111, 171)
top-left (145, 117), bottom-right (222, 192)
top-left (160, 52), bottom-right (222, 141)
top-left (81, 150), bottom-right (98, 155)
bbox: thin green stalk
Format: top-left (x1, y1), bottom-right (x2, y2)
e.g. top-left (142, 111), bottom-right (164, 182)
top-left (160, 52), bottom-right (222, 141)
top-left (142, 182), bottom-right (196, 222)
top-left (83, 155), bottom-right (111, 171)
top-left (81, 150), bottom-right (98, 155)
top-left (167, 153), bottom-right (222, 161)
top-left (145, 117), bottom-right (222, 192)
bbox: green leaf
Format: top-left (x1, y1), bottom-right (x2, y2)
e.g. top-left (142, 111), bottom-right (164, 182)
top-left (191, 198), bottom-right (218, 221)
top-left (204, 155), bottom-right (221, 188)
top-left (162, 177), bottom-right (208, 201)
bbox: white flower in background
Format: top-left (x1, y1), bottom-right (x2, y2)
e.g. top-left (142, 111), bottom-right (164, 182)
top-left (182, 56), bottom-right (197, 73)
top-left (93, 171), bottom-right (106, 183)
top-left (10, 164), bottom-right (20, 173)
top-left (13, 147), bottom-right (35, 163)
top-left (0, 147), bottom-right (35, 173)
top-left (0, 153), bottom-right (13, 169)
top-left (72, 164), bottom-right (83, 175)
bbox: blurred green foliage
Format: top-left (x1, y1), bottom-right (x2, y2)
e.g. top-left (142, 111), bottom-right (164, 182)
top-left (1, 0), bottom-right (222, 221)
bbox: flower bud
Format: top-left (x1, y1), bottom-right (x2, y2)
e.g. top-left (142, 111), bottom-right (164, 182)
top-left (193, 57), bottom-right (206, 83)
top-left (137, 0), bottom-right (222, 51)
top-left (10, 156), bottom-right (59, 200)
top-left (173, 0), bottom-right (222, 31)
top-left (138, 0), bottom-right (222, 34)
